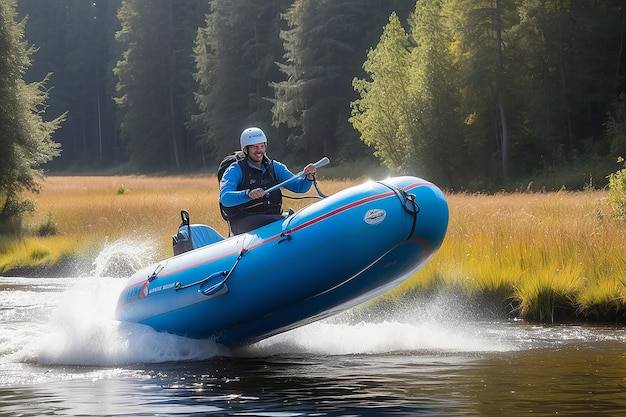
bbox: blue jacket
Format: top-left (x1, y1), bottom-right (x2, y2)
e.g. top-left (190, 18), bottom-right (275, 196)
top-left (219, 158), bottom-right (313, 209)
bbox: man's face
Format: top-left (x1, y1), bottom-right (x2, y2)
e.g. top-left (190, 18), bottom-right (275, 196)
top-left (246, 143), bottom-right (266, 162)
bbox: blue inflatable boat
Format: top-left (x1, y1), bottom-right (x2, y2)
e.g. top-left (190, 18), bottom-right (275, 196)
top-left (115, 175), bottom-right (449, 347)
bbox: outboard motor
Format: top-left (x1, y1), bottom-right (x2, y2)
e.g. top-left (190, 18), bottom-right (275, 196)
top-left (172, 210), bottom-right (224, 255)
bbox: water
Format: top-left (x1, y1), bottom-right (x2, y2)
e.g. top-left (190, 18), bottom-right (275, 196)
top-left (1, 244), bottom-right (625, 416)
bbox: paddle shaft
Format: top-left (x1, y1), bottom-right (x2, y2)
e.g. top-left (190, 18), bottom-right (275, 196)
top-left (264, 157), bottom-right (330, 195)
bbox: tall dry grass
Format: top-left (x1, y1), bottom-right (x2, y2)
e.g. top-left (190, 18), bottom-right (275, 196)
top-left (2, 176), bottom-right (625, 322)
top-left (398, 190), bottom-right (626, 322)
top-left (0, 175), bottom-right (357, 273)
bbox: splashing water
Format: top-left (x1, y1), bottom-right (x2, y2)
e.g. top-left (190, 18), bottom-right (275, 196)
top-left (91, 237), bottom-right (157, 278)
top-left (0, 274), bottom-right (228, 369)
top-left (1, 269), bottom-right (622, 375)
top-left (4, 239), bottom-right (620, 373)
top-left (1, 275), bottom-right (519, 370)
top-left (1, 237), bottom-right (233, 369)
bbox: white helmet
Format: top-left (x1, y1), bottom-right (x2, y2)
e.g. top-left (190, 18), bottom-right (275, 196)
top-left (240, 127), bottom-right (267, 149)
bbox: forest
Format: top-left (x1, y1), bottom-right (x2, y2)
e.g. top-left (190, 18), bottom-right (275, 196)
top-left (4, 0), bottom-right (626, 191)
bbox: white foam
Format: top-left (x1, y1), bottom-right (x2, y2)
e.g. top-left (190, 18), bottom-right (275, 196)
top-left (245, 317), bottom-right (516, 356)
top-left (0, 276), bottom-right (226, 367)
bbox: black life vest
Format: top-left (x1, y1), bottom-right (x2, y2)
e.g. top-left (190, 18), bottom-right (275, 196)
top-left (219, 155), bottom-right (283, 220)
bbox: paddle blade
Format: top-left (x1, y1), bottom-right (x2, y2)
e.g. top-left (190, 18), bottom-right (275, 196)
top-left (314, 157), bottom-right (330, 169)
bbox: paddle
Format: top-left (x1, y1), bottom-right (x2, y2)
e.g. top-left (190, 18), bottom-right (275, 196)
top-left (264, 156), bottom-right (330, 195)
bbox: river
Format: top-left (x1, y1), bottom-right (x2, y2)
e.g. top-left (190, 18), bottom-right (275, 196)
top-left (1, 265), bottom-right (625, 415)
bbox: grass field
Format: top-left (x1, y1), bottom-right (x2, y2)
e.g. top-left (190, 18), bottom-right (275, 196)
top-left (1, 175), bottom-right (625, 322)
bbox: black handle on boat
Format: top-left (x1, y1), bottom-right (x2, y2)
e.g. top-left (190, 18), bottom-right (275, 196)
top-left (264, 157), bottom-right (330, 195)
top-left (199, 248), bottom-right (246, 297)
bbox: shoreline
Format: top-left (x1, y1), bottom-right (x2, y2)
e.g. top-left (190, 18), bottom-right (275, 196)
top-left (4, 260), bottom-right (625, 326)
top-left (0, 255), bottom-right (93, 278)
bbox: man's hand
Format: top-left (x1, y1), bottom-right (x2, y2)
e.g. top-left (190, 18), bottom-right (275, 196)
top-left (303, 163), bottom-right (317, 176)
top-left (247, 188), bottom-right (265, 199)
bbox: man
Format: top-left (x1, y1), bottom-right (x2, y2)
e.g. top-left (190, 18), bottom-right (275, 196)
top-left (219, 127), bottom-right (317, 235)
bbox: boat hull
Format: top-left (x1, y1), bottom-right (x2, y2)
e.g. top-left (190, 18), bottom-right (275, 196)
top-left (115, 176), bottom-right (448, 346)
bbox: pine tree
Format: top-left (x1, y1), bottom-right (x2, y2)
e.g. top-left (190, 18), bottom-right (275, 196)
top-left (114, 0), bottom-right (207, 171)
top-left (17, 0), bottom-right (121, 169)
top-left (271, 0), bottom-right (415, 161)
top-left (191, 0), bottom-right (288, 163)
top-left (272, 0), bottom-right (362, 158)
top-left (0, 0), bottom-right (64, 232)
top-left (507, 0), bottom-right (626, 172)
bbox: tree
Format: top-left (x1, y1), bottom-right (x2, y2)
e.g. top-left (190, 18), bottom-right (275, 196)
top-left (0, 0), bottom-right (64, 232)
top-left (503, 1), bottom-right (626, 174)
top-left (442, 0), bottom-right (518, 182)
top-left (351, 3), bottom-right (464, 186)
top-left (271, 0), bottom-right (347, 158)
top-left (350, 13), bottom-right (413, 172)
top-left (606, 93), bottom-right (626, 157)
top-left (271, 0), bottom-right (360, 158)
top-left (407, 0), bottom-right (464, 185)
top-left (495, 0), bottom-right (509, 178)
top-left (191, 0), bottom-right (289, 163)
top-left (272, 0), bottom-right (414, 161)
top-left (114, 0), bottom-right (207, 172)
top-left (17, 0), bottom-right (121, 170)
